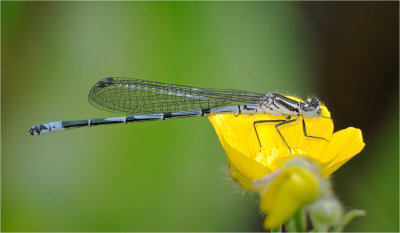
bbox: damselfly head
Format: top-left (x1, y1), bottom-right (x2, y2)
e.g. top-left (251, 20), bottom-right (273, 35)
top-left (301, 98), bottom-right (321, 118)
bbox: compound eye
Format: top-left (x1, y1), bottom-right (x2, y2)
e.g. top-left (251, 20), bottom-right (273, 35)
top-left (309, 98), bottom-right (320, 107)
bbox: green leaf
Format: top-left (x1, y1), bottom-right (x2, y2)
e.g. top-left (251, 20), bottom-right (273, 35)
top-left (331, 209), bottom-right (366, 232)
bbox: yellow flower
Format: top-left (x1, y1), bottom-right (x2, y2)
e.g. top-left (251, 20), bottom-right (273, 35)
top-left (208, 96), bottom-right (364, 189)
top-left (208, 96), bottom-right (365, 228)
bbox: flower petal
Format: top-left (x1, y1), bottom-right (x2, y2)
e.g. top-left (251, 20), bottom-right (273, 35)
top-left (208, 104), bottom-right (334, 181)
top-left (208, 96), bottom-right (364, 185)
top-left (322, 127), bottom-right (365, 177)
top-left (209, 114), bottom-right (271, 189)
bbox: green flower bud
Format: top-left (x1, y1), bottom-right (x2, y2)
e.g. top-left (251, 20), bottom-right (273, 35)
top-left (308, 197), bottom-right (344, 231)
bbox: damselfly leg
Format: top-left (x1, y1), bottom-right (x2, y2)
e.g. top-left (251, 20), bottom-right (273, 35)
top-left (253, 117), bottom-right (329, 154)
top-left (301, 118), bottom-right (330, 142)
top-left (253, 119), bottom-right (296, 154)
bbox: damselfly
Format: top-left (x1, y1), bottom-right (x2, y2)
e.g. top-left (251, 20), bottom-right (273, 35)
top-left (30, 77), bottom-right (330, 153)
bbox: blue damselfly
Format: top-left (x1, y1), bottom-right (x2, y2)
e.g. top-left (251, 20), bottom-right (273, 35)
top-left (30, 77), bottom-right (330, 152)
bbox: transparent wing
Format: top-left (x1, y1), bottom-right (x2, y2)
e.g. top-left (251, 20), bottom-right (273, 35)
top-left (88, 77), bottom-right (264, 115)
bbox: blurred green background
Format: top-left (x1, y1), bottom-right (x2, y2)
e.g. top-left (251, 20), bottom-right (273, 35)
top-left (2, 2), bottom-right (398, 232)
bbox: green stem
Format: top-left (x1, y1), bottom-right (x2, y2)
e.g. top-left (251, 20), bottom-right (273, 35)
top-left (284, 208), bottom-right (307, 232)
top-left (271, 225), bottom-right (282, 233)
